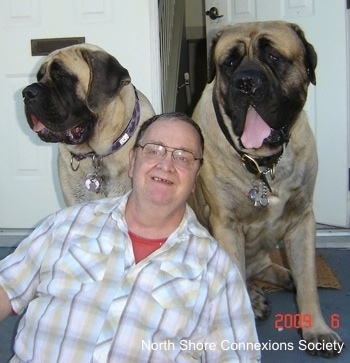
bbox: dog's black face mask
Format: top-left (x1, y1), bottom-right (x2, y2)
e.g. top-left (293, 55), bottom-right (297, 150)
top-left (221, 57), bottom-right (305, 149)
top-left (22, 48), bottom-right (131, 145)
top-left (23, 61), bottom-right (97, 144)
top-left (209, 24), bottom-right (317, 152)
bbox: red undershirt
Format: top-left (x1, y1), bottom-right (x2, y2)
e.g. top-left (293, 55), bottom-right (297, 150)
top-left (129, 231), bottom-right (167, 263)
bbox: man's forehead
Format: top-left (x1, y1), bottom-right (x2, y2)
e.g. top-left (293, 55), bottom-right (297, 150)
top-left (145, 119), bottom-right (196, 137)
top-left (142, 119), bottom-right (201, 150)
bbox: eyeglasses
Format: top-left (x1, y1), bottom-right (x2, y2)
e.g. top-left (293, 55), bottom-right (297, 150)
top-left (136, 143), bottom-right (203, 169)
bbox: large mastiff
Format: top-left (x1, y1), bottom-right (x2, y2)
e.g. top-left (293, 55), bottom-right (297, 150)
top-left (23, 44), bottom-right (155, 205)
top-left (190, 21), bottom-right (342, 357)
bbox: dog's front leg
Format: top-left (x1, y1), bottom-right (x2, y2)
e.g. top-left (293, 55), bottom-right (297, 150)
top-left (210, 216), bottom-right (272, 318)
top-left (284, 209), bottom-right (343, 358)
top-left (210, 215), bottom-right (246, 278)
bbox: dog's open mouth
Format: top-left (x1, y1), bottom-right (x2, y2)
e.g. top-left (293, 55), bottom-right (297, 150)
top-left (240, 106), bottom-right (289, 149)
top-left (31, 114), bottom-right (46, 133)
top-left (29, 114), bottom-right (90, 144)
top-left (241, 106), bottom-right (272, 149)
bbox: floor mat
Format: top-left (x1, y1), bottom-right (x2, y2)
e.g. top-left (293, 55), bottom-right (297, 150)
top-left (254, 248), bottom-right (341, 292)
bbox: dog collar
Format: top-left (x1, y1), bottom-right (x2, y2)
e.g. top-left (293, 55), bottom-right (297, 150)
top-left (71, 87), bottom-right (140, 163)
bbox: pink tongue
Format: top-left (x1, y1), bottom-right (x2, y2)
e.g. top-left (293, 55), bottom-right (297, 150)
top-left (241, 106), bottom-right (271, 149)
top-left (31, 115), bottom-right (46, 132)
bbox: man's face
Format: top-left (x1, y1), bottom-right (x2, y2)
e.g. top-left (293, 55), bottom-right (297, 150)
top-left (129, 119), bottom-right (202, 209)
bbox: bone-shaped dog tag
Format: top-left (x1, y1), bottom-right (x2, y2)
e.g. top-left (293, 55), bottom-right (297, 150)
top-left (248, 182), bottom-right (269, 207)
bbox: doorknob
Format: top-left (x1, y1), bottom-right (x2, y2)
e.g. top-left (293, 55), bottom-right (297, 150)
top-left (205, 7), bottom-right (223, 20)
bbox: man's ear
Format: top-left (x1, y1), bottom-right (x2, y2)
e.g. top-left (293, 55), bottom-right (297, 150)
top-left (128, 148), bottom-right (136, 178)
top-left (192, 168), bottom-right (201, 193)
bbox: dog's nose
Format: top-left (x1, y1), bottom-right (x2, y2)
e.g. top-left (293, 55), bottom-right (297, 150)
top-left (234, 71), bottom-right (262, 95)
top-left (22, 84), bottom-right (40, 100)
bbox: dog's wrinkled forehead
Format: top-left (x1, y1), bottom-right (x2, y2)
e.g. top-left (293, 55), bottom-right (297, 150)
top-left (37, 45), bottom-right (103, 90)
top-left (214, 21), bottom-right (304, 65)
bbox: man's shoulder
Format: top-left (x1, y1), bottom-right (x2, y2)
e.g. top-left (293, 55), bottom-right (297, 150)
top-left (186, 206), bottom-right (230, 253)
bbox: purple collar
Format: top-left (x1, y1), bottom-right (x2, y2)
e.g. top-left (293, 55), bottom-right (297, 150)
top-left (71, 88), bottom-right (140, 161)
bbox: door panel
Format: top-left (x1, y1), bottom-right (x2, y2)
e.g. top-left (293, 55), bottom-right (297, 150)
top-left (205, 0), bottom-right (350, 227)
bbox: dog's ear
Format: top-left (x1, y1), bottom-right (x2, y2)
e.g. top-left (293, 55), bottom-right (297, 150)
top-left (207, 28), bottom-right (225, 83)
top-left (290, 23), bottom-right (317, 86)
top-left (82, 49), bottom-right (131, 112)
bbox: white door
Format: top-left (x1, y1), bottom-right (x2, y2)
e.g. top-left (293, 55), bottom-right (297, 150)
top-left (0, 0), bottom-right (161, 228)
top-left (205, 0), bottom-right (350, 227)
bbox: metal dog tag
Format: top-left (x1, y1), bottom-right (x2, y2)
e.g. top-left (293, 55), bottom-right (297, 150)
top-left (248, 181), bottom-right (269, 207)
top-left (85, 173), bottom-right (102, 192)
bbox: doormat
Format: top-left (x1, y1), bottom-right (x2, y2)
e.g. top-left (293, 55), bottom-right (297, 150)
top-left (254, 249), bottom-right (341, 292)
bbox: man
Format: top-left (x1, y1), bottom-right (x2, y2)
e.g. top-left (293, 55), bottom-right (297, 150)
top-left (0, 113), bottom-right (260, 362)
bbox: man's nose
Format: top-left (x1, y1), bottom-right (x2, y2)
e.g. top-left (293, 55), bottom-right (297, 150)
top-left (157, 150), bottom-right (175, 169)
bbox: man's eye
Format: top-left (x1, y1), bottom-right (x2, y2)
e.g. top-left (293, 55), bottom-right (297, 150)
top-left (178, 155), bottom-right (189, 162)
top-left (175, 151), bottom-right (192, 164)
top-left (145, 145), bottom-right (163, 155)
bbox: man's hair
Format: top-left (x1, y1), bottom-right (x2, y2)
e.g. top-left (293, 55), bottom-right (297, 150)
top-left (133, 112), bottom-right (204, 156)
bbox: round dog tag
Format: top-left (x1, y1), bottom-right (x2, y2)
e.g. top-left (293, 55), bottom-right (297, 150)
top-left (248, 187), bottom-right (258, 201)
top-left (85, 174), bottom-right (101, 192)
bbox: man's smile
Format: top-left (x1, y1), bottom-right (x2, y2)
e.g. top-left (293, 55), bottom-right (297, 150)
top-left (152, 176), bottom-right (173, 185)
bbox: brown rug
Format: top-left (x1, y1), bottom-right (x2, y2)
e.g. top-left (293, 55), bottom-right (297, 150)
top-left (254, 248), bottom-right (341, 292)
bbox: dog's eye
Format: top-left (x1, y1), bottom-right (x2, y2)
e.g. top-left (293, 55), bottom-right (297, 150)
top-left (37, 65), bottom-right (47, 81)
top-left (50, 61), bottom-right (71, 81)
top-left (223, 58), bottom-right (235, 68)
top-left (37, 71), bottom-right (44, 82)
top-left (223, 57), bottom-right (241, 69)
top-left (222, 48), bottom-right (242, 70)
top-left (268, 53), bottom-right (280, 62)
top-left (258, 38), bottom-right (285, 64)
top-left (52, 69), bottom-right (67, 79)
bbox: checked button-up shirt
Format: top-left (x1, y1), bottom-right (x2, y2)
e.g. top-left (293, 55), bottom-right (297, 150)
top-left (0, 193), bottom-right (260, 362)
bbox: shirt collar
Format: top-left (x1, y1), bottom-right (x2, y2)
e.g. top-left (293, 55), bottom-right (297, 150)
top-left (93, 191), bottom-right (209, 241)
top-left (93, 191), bottom-right (130, 215)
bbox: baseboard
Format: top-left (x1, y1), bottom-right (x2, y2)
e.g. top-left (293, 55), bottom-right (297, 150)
top-left (0, 229), bottom-right (33, 247)
top-left (1, 228), bottom-right (349, 248)
top-left (316, 229), bottom-right (350, 248)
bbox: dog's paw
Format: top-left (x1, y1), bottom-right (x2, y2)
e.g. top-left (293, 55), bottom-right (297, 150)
top-left (254, 263), bottom-right (294, 291)
top-left (247, 281), bottom-right (271, 319)
top-left (302, 330), bottom-right (344, 358)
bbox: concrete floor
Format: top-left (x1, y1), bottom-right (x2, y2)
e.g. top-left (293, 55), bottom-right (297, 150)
top-left (256, 248), bottom-right (350, 363)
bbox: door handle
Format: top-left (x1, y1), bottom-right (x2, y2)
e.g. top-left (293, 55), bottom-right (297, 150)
top-left (205, 7), bottom-right (223, 20)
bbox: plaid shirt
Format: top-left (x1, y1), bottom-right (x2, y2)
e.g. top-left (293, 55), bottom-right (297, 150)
top-left (0, 193), bottom-right (260, 362)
